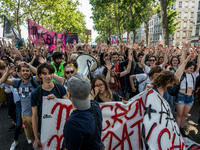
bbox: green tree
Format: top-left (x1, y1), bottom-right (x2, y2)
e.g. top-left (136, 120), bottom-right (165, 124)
top-left (0, 0), bottom-right (86, 37)
top-left (157, 0), bottom-right (180, 46)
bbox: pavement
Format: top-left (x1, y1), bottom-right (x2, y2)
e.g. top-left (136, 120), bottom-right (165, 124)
top-left (184, 98), bottom-right (200, 144)
top-left (0, 104), bottom-right (32, 150)
top-left (0, 98), bottom-right (199, 150)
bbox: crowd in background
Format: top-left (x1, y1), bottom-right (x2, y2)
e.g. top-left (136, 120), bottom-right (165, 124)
top-left (0, 36), bottom-right (200, 149)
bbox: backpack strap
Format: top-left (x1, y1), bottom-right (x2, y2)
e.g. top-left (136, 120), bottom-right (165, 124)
top-left (88, 102), bottom-right (98, 149)
top-left (36, 85), bottom-right (42, 106)
top-left (30, 76), bottom-right (37, 89)
top-left (17, 79), bottom-right (22, 90)
top-left (54, 82), bottom-right (62, 98)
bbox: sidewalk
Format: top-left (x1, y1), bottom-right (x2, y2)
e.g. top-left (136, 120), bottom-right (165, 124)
top-left (185, 98), bottom-right (200, 143)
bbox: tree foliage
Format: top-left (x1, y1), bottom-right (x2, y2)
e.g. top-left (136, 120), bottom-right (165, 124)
top-left (0, 0), bottom-right (87, 38)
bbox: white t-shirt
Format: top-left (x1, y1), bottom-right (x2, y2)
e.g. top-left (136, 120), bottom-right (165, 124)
top-left (136, 73), bottom-right (152, 92)
top-left (179, 72), bottom-right (199, 90)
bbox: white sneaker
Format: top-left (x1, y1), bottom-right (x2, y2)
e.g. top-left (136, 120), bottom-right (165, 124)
top-left (10, 141), bottom-right (18, 150)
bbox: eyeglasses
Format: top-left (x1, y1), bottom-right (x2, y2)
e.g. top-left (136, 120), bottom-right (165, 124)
top-left (149, 59), bottom-right (155, 62)
top-left (65, 70), bottom-right (74, 74)
top-left (95, 84), bottom-right (104, 88)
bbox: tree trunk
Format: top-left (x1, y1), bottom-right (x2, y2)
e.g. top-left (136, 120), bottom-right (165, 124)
top-left (17, 0), bottom-right (21, 38)
top-left (132, 29), bottom-right (136, 43)
top-left (127, 31), bottom-right (130, 41)
top-left (144, 21), bottom-right (149, 46)
top-left (160, 0), bottom-right (169, 46)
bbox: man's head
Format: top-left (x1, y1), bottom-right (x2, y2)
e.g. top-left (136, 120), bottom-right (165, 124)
top-left (14, 57), bottom-right (22, 66)
top-left (37, 63), bottom-right (55, 83)
top-left (20, 66), bottom-right (31, 80)
top-left (67, 73), bottom-right (91, 110)
top-left (52, 52), bottom-right (63, 65)
top-left (112, 52), bottom-right (119, 64)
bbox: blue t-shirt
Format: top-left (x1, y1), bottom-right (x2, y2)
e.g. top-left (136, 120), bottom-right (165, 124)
top-left (153, 87), bottom-right (170, 102)
top-left (63, 100), bottom-right (102, 150)
top-left (31, 83), bottom-right (66, 134)
top-left (13, 76), bottom-right (39, 115)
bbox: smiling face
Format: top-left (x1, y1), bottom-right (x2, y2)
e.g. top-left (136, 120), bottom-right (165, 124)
top-left (149, 57), bottom-right (156, 66)
top-left (112, 55), bottom-right (119, 64)
top-left (39, 67), bottom-right (54, 84)
top-left (20, 67), bottom-right (31, 80)
top-left (171, 57), bottom-right (179, 66)
top-left (186, 65), bottom-right (195, 74)
top-left (111, 67), bottom-right (116, 77)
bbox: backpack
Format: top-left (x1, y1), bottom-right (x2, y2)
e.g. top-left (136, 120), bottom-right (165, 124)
top-left (168, 72), bottom-right (194, 96)
top-left (17, 76), bottom-right (37, 90)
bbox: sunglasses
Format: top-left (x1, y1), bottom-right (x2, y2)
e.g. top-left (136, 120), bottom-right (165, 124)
top-left (149, 59), bottom-right (155, 62)
top-left (2, 59), bottom-right (8, 61)
top-left (65, 70), bottom-right (74, 74)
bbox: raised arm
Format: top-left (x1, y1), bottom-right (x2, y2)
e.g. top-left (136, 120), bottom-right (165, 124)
top-left (141, 47), bottom-right (149, 69)
top-left (129, 75), bottom-right (137, 93)
top-left (53, 74), bottom-right (65, 85)
top-left (0, 66), bottom-right (15, 86)
top-left (180, 44), bottom-right (188, 65)
top-left (196, 46), bottom-right (200, 73)
top-left (175, 51), bottom-right (193, 79)
top-left (105, 61), bottom-right (111, 83)
top-left (161, 45), bottom-right (169, 68)
top-left (120, 50), bottom-right (133, 77)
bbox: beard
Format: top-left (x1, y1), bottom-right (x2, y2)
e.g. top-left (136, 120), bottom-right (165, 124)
top-left (22, 74), bottom-right (31, 80)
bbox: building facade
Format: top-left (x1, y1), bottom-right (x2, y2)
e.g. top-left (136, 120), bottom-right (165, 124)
top-left (191, 0), bottom-right (200, 46)
top-left (131, 0), bottom-right (195, 46)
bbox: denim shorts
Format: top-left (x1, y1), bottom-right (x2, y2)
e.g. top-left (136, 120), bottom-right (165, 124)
top-left (175, 92), bottom-right (194, 106)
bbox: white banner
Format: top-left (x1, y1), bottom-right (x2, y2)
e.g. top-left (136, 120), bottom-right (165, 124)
top-left (41, 89), bottom-right (200, 150)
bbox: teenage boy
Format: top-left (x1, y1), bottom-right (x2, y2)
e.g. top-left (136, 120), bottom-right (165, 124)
top-left (64, 73), bottom-right (102, 150)
top-left (31, 62), bottom-right (67, 150)
top-left (0, 62), bottom-right (40, 149)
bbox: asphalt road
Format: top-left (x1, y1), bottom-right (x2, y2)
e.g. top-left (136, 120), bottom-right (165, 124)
top-left (0, 104), bottom-right (32, 150)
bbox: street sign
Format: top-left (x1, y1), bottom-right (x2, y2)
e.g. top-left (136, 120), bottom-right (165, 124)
top-left (85, 30), bottom-right (91, 35)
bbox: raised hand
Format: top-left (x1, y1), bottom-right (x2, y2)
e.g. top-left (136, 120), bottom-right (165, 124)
top-left (182, 44), bottom-right (189, 52)
top-left (105, 61), bottom-right (112, 70)
top-left (7, 65), bottom-right (16, 74)
top-left (163, 45), bottom-right (169, 54)
top-left (144, 47), bottom-right (149, 55)
top-left (38, 56), bottom-right (46, 64)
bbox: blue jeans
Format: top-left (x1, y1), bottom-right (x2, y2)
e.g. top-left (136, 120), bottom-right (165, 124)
top-left (175, 92), bottom-right (194, 106)
top-left (14, 101), bottom-right (22, 141)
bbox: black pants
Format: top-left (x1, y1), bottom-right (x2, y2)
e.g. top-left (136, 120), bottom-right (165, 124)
top-left (6, 92), bottom-right (16, 123)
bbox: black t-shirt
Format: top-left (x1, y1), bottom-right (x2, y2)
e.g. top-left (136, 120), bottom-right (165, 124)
top-left (63, 100), bottom-right (102, 150)
top-left (31, 83), bottom-right (66, 134)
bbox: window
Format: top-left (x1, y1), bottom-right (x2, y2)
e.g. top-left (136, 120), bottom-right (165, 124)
top-left (195, 25), bottom-right (199, 36)
top-left (199, 1), bottom-right (200, 10)
top-left (183, 31), bottom-right (186, 39)
top-left (192, 2), bottom-right (195, 8)
top-left (184, 12), bottom-right (188, 18)
top-left (197, 12), bottom-right (200, 23)
top-left (189, 31), bottom-right (192, 37)
top-left (191, 12), bottom-right (194, 18)
top-left (178, 12), bottom-right (181, 18)
top-left (185, 1), bottom-right (188, 8)
top-left (183, 22), bottom-right (187, 29)
top-left (179, 1), bottom-right (182, 8)
top-left (177, 31), bottom-right (180, 38)
top-left (190, 22), bottom-right (193, 29)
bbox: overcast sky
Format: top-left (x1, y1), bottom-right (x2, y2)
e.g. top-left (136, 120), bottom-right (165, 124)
top-left (0, 0), bottom-right (98, 42)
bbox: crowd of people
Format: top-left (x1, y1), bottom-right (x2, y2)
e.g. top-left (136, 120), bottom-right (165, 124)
top-left (0, 36), bottom-right (200, 150)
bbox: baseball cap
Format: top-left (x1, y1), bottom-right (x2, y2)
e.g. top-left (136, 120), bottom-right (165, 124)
top-left (70, 53), bottom-right (78, 61)
top-left (67, 73), bottom-right (91, 110)
top-left (52, 52), bottom-right (63, 58)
